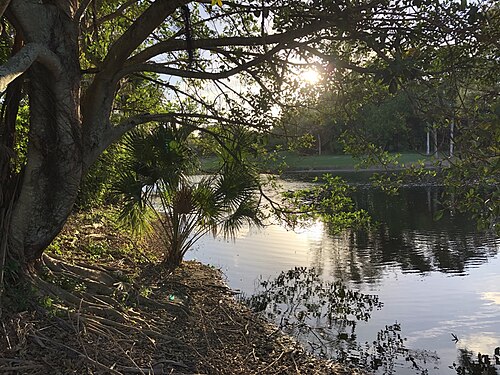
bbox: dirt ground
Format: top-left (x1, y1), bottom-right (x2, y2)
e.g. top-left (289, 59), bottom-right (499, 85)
top-left (0, 211), bottom-right (363, 374)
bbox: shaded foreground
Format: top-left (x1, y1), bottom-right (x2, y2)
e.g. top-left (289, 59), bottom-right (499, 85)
top-left (0, 212), bottom-right (361, 374)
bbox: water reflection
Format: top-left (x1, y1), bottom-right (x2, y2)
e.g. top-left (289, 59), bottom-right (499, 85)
top-left (245, 267), bottom-right (438, 374)
top-left (187, 181), bottom-right (500, 374)
top-left (323, 227), bottom-right (498, 283)
top-left (453, 348), bottom-right (499, 375)
top-left (278, 176), bottom-right (500, 281)
top-left (315, 186), bottom-right (500, 282)
top-left (482, 292), bottom-right (500, 306)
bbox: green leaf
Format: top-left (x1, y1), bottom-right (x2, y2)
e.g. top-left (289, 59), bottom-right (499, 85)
top-left (433, 210), bottom-right (444, 221)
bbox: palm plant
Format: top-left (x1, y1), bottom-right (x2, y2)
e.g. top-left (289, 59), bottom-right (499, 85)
top-left (113, 123), bottom-right (262, 269)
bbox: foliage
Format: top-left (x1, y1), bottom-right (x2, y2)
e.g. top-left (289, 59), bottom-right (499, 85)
top-left (0, 0), bottom-right (498, 287)
top-left (342, 134), bottom-right (438, 194)
top-left (282, 174), bottom-right (371, 234)
top-left (113, 123), bottom-right (263, 268)
top-left (353, 94), bottom-right (418, 151)
top-left (267, 0), bottom-right (499, 232)
top-left (76, 145), bottom-right (122, 209)
top-left (439, 95), bottom-right (500, 233)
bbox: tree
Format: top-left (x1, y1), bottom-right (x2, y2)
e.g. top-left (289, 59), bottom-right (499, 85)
top-left (0, 0), bottom-right (495, 291)
top-left (113, 123), bottom-right (262, 269)
top-left (274, 0), bottom-right (498, 231)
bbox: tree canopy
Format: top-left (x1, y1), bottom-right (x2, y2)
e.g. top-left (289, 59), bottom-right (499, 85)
top-left (0, 0), bottom-right (498, 290)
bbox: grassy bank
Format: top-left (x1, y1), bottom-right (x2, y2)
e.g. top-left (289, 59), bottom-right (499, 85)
top-left (280, 152), bottom-right (431, 171)
top-left (200, 152), bottom-right (432, 173)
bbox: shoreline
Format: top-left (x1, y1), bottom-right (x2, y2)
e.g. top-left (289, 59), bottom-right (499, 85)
top-left (282, 166), bottom-right (437, 173)
top-left (0, 210), bottom-right (363, 374)
top-left (0, 261), bottom-right (363, 374)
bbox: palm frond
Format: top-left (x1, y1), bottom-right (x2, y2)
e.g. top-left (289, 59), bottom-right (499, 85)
top-left (112, 122), bottom-right (265, 267)
top-left (220, 196), bottom-right (262, 240)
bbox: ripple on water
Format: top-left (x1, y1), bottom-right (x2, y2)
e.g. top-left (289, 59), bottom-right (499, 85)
top-left (187, 183), bottom-right (500, 375)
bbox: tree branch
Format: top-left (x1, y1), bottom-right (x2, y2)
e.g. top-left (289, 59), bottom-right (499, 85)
top-left (75, 0), bottom-right (93, 22)
top-left (120, 43), bottom-right (284, 81)
top-left (95, 0), bottom-right (138, 26)
top-left (100, 0), bottom-right (190, 75)
top-left (131, 73), bottom-right (221, 115)
top-left (91, 111), bottom-right (245, 164)
top-left (0, 43), bottom-right (62, 92)
top-left (82, 0), bottom-right (191, 169)
top-left (0, 0), bottom-right (10, 20)
top-left (127, 22), bottom-right (334, 64)
top-left (300, 44), bottom-right (377, 74)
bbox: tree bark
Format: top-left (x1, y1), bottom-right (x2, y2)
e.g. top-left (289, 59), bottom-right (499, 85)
top-left (81, 0), bottom-right (190, 171)
top-left (6, 0), bottom-right (82, 263)
top-left (2, 0), bottom-right (192, 267)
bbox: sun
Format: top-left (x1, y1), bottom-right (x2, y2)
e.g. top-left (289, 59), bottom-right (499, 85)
top-left (302, 69), bottom-right (320, 84)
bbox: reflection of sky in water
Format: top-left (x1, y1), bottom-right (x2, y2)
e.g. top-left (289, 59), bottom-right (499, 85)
top-left (186, 184), bottom-right (500, 374)
top-left (482, 292), bottom-right (500, 306)
top-left (460, 334), bottom-right (500, 355)
top-left (188, 225), bottom-right (500, 374)
top-left (356, 255), bottom-right (500, 373)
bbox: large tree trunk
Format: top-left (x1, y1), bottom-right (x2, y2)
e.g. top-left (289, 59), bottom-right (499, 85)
top-left (0, 0), bottom-right (187, 274)
top-left (6, 1), bottom-right (82, 264)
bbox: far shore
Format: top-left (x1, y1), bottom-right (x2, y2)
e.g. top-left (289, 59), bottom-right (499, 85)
top-left (281, 165), bottom-right (439, 174)
top-left (201, 152), bottom-right (442, 174)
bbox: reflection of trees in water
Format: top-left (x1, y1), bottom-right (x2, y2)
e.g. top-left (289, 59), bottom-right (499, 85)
top-left (287, 184), bottom-right (499, 282)
top-left (311, 225), bottom-right (500, 282)
top-left (245, 267), bottom-right (437, 374)
top-left (312, 186), bottom-right (500, 282)
top-left (346, 227), bottom-right (499, 276)
top-left (452, 347), bottom-right (500, 375)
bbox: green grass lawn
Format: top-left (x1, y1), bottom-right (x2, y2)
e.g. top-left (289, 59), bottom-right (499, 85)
top-left (281, 154), bottom-right (358, 170)
top-left (282, 152), bottom-right (432, 170)
top-left (199, 152), bottom-right (432, 173)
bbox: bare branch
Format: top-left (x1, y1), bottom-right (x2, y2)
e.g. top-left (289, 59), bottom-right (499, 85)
top-left (0, 43), bottom-right (62, 92)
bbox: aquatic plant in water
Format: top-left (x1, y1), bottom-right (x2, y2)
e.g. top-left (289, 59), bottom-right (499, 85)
top-left (452, 347), bottom-right (500, 375)
top-left (246, 267), bottom-right (436, 374)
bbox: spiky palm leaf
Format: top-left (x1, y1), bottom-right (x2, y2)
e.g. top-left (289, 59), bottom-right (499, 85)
top-left (114, 123), bottom-right (263, 268)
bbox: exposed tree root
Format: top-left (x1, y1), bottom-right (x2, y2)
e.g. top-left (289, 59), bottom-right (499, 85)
top-left (1, 259), bottom-right (362, 374)
top-left (1, 261), bottom-right (191, 374)
top-left (35, 255), bottom-right (186, 330)
top-left (43, 254), bottom-right (124, 286)
top-left (1, 210), bottom-right (362, 374)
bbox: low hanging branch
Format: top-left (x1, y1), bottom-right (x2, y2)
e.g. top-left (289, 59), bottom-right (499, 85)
top-left (0, 43), bottom-right (62, 92)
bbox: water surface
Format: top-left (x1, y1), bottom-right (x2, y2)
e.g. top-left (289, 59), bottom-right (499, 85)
top-left (186, 177), bottom-right (500, 374)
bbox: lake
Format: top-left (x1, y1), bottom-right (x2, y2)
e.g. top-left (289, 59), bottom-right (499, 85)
top-left (186, 174), bottom-right (500, 374)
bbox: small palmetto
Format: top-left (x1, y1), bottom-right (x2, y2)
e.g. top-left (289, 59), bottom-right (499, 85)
top-left (113, 123), bottom-right (262, 269)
